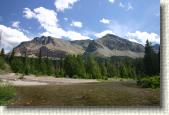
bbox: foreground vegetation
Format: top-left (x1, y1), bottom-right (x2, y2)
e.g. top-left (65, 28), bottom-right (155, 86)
top-left (0, 83), bottom-right (16, 105)
top-left (9, 81), bottom-right (160, 106)
top-left (137, 76), bottom-right (160, 89)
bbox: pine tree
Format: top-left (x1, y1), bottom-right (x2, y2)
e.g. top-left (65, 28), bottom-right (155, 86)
top-left (106, 61), bottom-right (116, 78)
top-left (9, 48), bottom-right (15, 63)
top-left (99, 61), bottom-right (108, 79)
top-left (85, 55), bottom-right (102, 79)
top-left (64, 55), bottom-right (74, 77)
top-left (76, 55), bottom-right (86, 78)
top-left (158, 46), bottom-right (160, 74)
top-left (23, 51), bottom-right (29, 75)
top-left (45, 57), bottom-right (54, 76)
top-left (144, 40), bottom-right (157, 76)
top-left (119, 65), bottom-right (128, 78)
top-left (0, 48), bottom-right (5, 56)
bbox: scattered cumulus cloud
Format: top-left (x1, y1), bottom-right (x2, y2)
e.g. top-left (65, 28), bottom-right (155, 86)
top-left (23, 7), bottom-right (90, 41)
top-left (119, 2), bottom-right (133, 11)
top-left (70, 21), bottom-right (83, 28)
top-left (109, 0), bottom-right (115, 4)
top-left (127, 3), bottom-right (133, 11)
top-left (64, 17), bottom-right (68, 21)
top-left (66, 31), bottom-right (91, 40)
top-left (108, 20), bottom-right (131, 37)
top-left (55, 0), bottom-right (79, 12)
top-left (100, 18), bottom-right (111, 24)
top-left (126, 31), bottom-right (160, 45)
top-left (119, 2), bottom-right (125, 8)
top-left (0, 24), bottom-right (30, 52)
top-left (95, 30), bottom-right (115, 38)
top-left (23, 7), bottom-right (59, 36)
top-left (11, 21), bottom-right (30, 35)
top-left (11, 21), bottom-right (20, 29)
top-left (23, 8), bottom-right (35, 19)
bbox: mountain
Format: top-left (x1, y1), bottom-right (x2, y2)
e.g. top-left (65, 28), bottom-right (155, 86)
top-left (14, 36), bottom-right (84, 58)
top-left (13, 34), bottom-right (145, 58)
top-left (84, 34), bottom-right (144, 58)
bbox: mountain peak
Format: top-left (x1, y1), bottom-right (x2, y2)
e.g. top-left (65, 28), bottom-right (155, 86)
top-left (32, 36), bottom-right (55, 45)
top-left (13, 34), bottom-right (145, 58)
top-left (102, 34), bottom-right (118, 38)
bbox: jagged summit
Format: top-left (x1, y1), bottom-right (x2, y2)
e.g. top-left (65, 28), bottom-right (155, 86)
top-left (13, 34), bottom-right (145, 58)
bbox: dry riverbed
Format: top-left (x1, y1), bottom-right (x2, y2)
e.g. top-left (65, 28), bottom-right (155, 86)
top-left (0, 73), bottom-right (98, 86)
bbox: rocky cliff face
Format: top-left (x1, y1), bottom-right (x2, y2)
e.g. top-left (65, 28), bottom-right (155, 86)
top-left (13, 34), bottom-right (146, 58)
top-left (14, 36), bottom-right (84, 58)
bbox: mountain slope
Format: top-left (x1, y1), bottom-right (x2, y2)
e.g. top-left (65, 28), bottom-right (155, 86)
top-left (84, 34), bottom-right (145, 58)
top-left (14, 36), bottom-right (84, 58)
top-left (13, 34), bottom-right (145, 58)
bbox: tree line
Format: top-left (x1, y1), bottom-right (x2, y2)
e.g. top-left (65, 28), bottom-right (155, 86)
top-left (0, 40), bottom-right (160, 79)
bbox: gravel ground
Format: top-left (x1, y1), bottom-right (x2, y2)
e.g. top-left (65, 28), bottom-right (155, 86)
top-left (0, 73), bottom-right (98, 86)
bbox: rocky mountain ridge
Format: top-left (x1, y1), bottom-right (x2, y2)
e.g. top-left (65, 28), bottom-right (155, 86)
top-left (13, 34), bottom-right (149, 58)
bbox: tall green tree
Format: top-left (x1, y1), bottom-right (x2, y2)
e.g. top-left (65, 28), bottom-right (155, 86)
top-left (85, 55), bottom-right (102, 79)
top-left (76, 55), bottom-right (86, 78)
top-left (0, 48), bottom-right (5, 56)
top-left (158, 46), bottom-right (160, 74)
top-left (9, 49), bottom-right (15, 63)
top-left (45, 57), bottom-right (54, 76)
top-left (105, 61), bottom-right (117, 77)
top-left (23, 51), bottom-right (30, 75)
top-left (144, 40), bottom-right (158, 76)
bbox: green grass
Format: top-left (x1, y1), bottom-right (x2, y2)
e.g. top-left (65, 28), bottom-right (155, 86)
top-left (0, 83), bottom-right (16, 105)
top-left (9, 81), bottom-right (160, 106)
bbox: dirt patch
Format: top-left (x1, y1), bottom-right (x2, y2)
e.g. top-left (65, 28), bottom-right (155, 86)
top-left (0, 73), bottom-right (98, 86)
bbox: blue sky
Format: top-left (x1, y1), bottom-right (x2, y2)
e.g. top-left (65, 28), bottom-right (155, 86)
top-left (0, 0), bottom-right (160, 52)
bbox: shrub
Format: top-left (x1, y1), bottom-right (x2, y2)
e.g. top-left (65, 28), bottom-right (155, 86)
top-left (0, 84), bottom-right (16, 105)
top-left (137, 76), bottom-right (160, 88)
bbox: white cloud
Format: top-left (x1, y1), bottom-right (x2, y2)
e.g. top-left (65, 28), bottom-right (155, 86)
top-left (127, 3), bottom-right (133, 11)
top-left (119, 2), bottom-right (133, 11)
top-left (23, 7), bottom-right (59, 35)
top-left (100, 18), bottom-right (111, 24)
top-left (23, 7), bottom-right (90, 41)
top-left (70, 21), bottom-right (83, 28)
top-left (66, 31), bottom-right (91, 40)
top-left (23, 8), bottom-right (35, 19)
top-left (126, 31), bottom-right (160, 45)
top-left (109, 0), bottom-right (115, 4)
top-left (95, 30), bottom-right (115, 38)
top-left (119, 2), bottom-right (125, 8)
top-left (64, 17), bottom-right (68, 21)
top-left (108, 20), bottom-right (131, 37)
top-left (11, 21), bottom-right (20, 29)
top-left (0, 24), bottom-right (30, 52)
top-left (55, 0), bottom-right (79, 12)
top-left (11, 21), bottom-right (30, 35)
top-left (34, 7), bottom-right (58, 27)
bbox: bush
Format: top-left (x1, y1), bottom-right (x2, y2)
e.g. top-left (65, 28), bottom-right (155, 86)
top-left (0, 84), bottom-right (16, 105)
top-left (137, 76), bottom-right (160, 88)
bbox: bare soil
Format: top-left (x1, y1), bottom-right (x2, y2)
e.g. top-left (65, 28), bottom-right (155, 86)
top-left (0, 73), bottom-right (98, 86)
